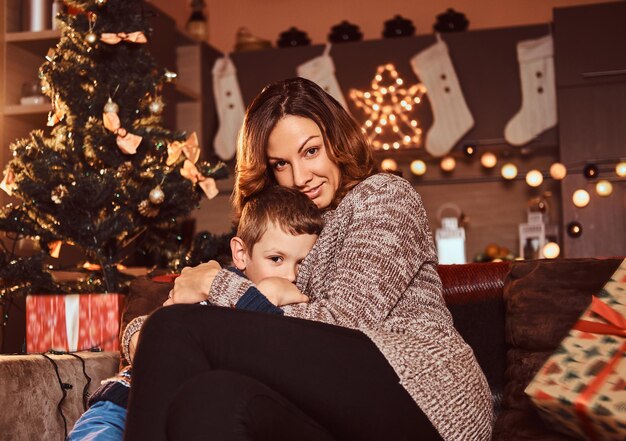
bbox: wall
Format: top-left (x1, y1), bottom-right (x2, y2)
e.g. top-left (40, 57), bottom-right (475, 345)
top-left (148, 0), bottom-right (615, 53)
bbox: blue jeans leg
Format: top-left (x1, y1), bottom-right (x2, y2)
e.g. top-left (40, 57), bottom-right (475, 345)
top-left (68, 401), bottom-right (127, 441)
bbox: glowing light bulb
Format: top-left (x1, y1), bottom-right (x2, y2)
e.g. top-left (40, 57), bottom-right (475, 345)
top-left (480, 152), bottom-right (497, 169)
top-left (542, 242), bottom-right (560, 259)
top-left (410, 160), bottom-right (426, 176)
top-left (572, 189), bottom-right (590, 208)
top-left (381, 158), bottom-right (397, 171)
top-left (374, 127), bottom-right (382, 134)
top-left (595, 180), bottom-right (613, 196)
top-left (501, 163), bottom-right (518, 180)
top-left (549, 162), bottom-right (567, 180)
top-left (616, 161), bottom-right (626, 177)
top-left (440, 157), bottom-right (456, 172)
top-left (525, 170), bottom-right (544, 187)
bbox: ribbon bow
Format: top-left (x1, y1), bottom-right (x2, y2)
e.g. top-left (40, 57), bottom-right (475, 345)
top-left (0, 167), bottom-right (16, 196)
top-left (166, 132), bottom-right (200, 166)
top-left (100, 32), bottom-right (147, 45)
top-left (180, 160), bottom-right (219, 200)
top-left (572, 296), bottom-right (626, 441)
top-left (103, 110), bottom-right (142, 155)
top-left (47, 96), bottom-right (63, 127)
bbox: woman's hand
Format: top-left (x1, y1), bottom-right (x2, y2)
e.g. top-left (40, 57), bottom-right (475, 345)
top-left (168, 261), bottom-right (221, 305)
top-left (256, 277), bottom-right (310, 307)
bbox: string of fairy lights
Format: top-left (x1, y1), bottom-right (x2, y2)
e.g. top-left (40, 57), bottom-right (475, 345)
top-left (350, 62), bottom-right (624, 257)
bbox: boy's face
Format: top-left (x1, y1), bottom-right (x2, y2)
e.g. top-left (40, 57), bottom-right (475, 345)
top-left (231, 221), bottom-right (317, 285)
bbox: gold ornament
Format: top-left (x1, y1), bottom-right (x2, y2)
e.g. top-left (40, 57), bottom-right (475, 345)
top-left (51, 184), bottom-right (68, 204)
top-left (104, 97), bottom-right (119, 114)
top-left (85, 32), bottom-right (98, 44)
top-left (148, 185), bottom-right (165, 204)
top-left (138, 200), bottom-right (159, 217)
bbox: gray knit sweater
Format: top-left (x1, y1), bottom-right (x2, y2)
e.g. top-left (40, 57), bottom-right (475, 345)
top-left (208, 173), bottom-right (493, 440)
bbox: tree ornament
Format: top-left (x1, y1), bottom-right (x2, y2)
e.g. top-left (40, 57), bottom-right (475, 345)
top-left (163, 69), bottom-right (178, 82)
top-left (149, 97), bottom-right (165, 114)
top-left (96, 0), bottom-right (107, 6)
top-left (85, 32), bottom-right (98, 44)
top-left (51, 184), bottom-right (68, 204)
top-left (104, 97), bottom-right (119, 114)
top-left (138, 200), bottom-right (159, 217)
top-left (149, 185), bottom-right (165, 204)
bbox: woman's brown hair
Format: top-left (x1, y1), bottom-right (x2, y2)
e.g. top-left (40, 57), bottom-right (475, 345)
top-left (232, 77), bottom-right (378, 221)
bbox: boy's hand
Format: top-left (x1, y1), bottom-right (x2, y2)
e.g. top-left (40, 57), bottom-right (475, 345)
top-left (256, 277), bottom-right (309, 307)
top-left (169, 260), bottom-right (221, 304)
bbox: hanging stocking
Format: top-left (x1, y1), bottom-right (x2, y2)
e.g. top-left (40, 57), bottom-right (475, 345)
top-left (410, 35), bottom-right (474, 157)
top-left (504, 34), bottom-right (557, 146)
top-left (297, 44), bottom-right (348, 109)
top-left (212, 55), bottom-right (246, 161)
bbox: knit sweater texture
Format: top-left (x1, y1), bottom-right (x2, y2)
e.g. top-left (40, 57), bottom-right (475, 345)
top-left (208, 173), bottom-right (493, 440)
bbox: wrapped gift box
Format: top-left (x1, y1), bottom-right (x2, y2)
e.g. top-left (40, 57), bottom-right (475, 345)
top-left (525, 258), bottom-right (626, 441)
top-left (26, 294), bottom-right (124, 353)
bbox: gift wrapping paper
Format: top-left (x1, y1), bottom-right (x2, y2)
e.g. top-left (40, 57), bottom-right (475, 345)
top-left (525, 258), bottom-right (626, 441)
top-left (26, 293), bottom-right (124, 353)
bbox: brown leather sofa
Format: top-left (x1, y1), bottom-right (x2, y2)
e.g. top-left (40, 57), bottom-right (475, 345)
top-left (3, 258), bottom-right (621, 440)
top-left (121, 257), bottom-right (623, 440)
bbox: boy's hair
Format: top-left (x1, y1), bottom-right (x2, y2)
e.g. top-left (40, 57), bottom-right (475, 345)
top-left (236, 185), bottom-right (324, 252)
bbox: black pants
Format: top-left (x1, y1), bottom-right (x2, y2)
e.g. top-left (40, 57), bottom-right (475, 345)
top-left (124, 305), bottom-right (442, 441)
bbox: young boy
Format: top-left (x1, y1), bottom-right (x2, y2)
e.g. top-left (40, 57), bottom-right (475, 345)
top-left (68, 186), bottom-right (323, 441)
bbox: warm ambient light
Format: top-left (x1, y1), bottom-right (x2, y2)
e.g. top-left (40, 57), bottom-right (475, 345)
top-left (549, 162), bottom-right (567, 180)
top-left (572, 189), bottom-right (590, 207)
top-left (525, 170), bottom-right (543, 187)
top-left (542, 242), bottom-right (560, 259)
top-left (595, 180), bottom-right (613, 196)
top-left (381, 158), bottom-right (398, 171)
top-left (350, 64), bottom-right (426, 150)
top-left (480, 152), bottom-right (497, 169)
top-left (616, 161), bottom-right (626, 177)
top-left (410, 159), bottom-right (427, 176)
top-left (440, 156), bottom-right (456, 172)
top-left (501, 163), bottom-right (518, 180)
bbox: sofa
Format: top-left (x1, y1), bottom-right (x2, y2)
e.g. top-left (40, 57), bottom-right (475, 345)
top-left (1, 257), bottom-right (622, 440)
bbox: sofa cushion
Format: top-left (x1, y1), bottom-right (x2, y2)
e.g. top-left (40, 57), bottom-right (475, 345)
top-left (440, 262), bottom-right (511, 414)
top-left (492, 258), bottom-right (622, 441)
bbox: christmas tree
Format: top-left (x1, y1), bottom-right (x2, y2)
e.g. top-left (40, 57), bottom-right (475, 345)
top-left (0, 0), bottom-right (226, 294)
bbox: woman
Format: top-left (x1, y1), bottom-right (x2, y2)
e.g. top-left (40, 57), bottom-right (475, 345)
top-left (124, 78), bottom-right (492, 441)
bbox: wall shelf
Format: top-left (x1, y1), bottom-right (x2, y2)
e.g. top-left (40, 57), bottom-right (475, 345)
top-left (3, 103), bottom-right (52, 116)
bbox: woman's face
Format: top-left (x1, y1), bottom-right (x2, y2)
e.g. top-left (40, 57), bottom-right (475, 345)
top-left (266, 115), bottom-right (341, 209)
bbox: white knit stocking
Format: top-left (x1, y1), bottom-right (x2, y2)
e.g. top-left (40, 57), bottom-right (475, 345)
top-left (504, 35), bottom-right (557, 146)
top-left (212, 56), bottom-right (246, 161)
top-left (297, 44), bottom-right (348, 109)
top-left (410, 36), bottom-right (474, 157)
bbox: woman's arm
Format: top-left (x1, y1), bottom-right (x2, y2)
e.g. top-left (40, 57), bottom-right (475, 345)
top-left (283, 178), bottom-right (445, 329)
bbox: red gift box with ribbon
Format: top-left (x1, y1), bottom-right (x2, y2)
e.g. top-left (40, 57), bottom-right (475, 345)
top-left (25, 294), bottom-right (124, 353)
top-left (526, 258), bottom-right (626, 441)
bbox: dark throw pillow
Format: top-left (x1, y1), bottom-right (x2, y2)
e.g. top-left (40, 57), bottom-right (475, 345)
top-left (492, 257), bottom-right (622, 441)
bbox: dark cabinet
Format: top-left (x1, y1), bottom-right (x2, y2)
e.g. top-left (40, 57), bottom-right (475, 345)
top-left (554, 1), bottom-right (626, 258)
top-left (554, 1), bottom-right (626, 88)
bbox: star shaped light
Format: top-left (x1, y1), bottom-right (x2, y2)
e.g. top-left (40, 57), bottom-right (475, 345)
top-left (350, 64), bottom-right (425, 151)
